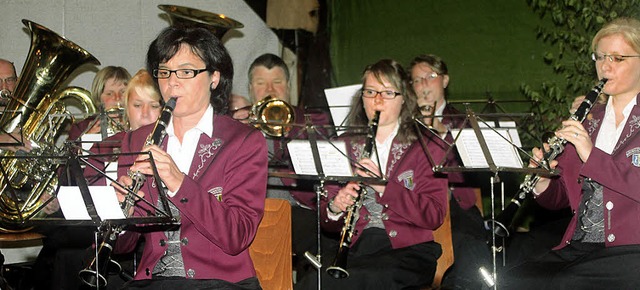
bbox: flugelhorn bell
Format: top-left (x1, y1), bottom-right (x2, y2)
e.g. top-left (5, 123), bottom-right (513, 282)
top-left (158, 4), bottom-right (243, 40)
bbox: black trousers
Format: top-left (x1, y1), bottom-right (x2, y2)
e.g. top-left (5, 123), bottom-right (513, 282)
top-left (123, 276), bottom-right (261, 290)
top-left (295, 228), bottom-right (440, 290)
top-left (441, 198), bottom-right (493, 289)
top-left (500, 242), bottom-right (640, 289)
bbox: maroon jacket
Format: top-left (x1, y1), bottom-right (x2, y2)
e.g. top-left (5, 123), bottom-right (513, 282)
top-left (536, 94), bottom-right (640, 250)
top-left (321, 134), bottom-right (449, 249)
top-left (114, 114), bottom-right (268, 282)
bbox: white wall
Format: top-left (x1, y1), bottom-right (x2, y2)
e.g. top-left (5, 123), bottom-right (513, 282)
top-left (0, 0), bottom-right (280, 99)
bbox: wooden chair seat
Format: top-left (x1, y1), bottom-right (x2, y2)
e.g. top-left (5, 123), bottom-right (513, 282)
top-left (249, 198), bottom-right (293, 290)
top-left (430, 198), bottom-right (453, 288)
top-left (0, 232), bottom-right (44, 243)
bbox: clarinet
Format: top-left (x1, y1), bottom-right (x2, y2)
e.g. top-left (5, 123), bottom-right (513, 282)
top-left (484, 79), bottom-right (607, 238)
top-left (326, 111), bottom-right (380, 279)
top-left (79, 97), bottom-right (177, 288)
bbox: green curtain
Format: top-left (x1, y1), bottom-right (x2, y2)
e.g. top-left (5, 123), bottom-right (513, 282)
top-left (328, 0), bottom-right (562, 112)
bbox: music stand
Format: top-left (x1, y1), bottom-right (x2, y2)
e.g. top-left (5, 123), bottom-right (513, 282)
top-left (0, 142), bottom-right (178, 289)
top-left (266, 114), bottom-right (385, 290)
top-left (413, 104), bottom-right (555, 290)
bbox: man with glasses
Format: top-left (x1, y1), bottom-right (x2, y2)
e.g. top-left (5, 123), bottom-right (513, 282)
top-left (0, 58), bottom-right (31, 152)
top-left (244, 53), bottom-right (337, 282)
top-left (0, 58), bottom-right (18, 98)
top-left (409, 54), bottom-right (491, 289)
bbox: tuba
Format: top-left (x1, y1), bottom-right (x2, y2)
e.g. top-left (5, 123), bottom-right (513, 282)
top-left (0, 19), bottom-right (100, 232)
top-left (158, 4), bottom-right (243, 40)
top-left (249, 96), bottom-right (296, 137)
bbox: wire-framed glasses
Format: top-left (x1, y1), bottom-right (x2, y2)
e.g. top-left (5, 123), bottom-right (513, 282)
top-left (591, 52), bottom-right (640, 63)
top-left (411, 72), bottom-right (439, 84)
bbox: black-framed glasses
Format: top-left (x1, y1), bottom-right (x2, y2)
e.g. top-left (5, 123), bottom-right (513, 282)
top-left (361, 88), bottom-right (402, 100)
top-left (411, 72), bottom-right (439, 84)
top-left (0, 77), bottom-right (17, 85)
top-left (591, 52), bottom-right (640, 63)
top-left (153, 68), bottom-right (208, 79)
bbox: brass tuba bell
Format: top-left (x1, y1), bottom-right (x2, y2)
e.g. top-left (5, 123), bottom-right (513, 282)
top-left (158, 4), bottom-right (243, 40)
top-left (0, 19), bottom-right (100, 232)
top-left (250, 96), bottom-right (296, 138)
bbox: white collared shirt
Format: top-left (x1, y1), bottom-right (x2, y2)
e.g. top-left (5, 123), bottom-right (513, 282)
top-left (164, 105), bottom-right (214, 197)
top-left (373, 119), bottom-right (400, 177)
top-left (435, 100), bottom-right (446, 124)
top-left (595, 97), bottom-right (636, 154)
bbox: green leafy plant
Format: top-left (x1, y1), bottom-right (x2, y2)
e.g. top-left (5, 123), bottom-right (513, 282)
top-left (520, 0), bottom-right (640, 148)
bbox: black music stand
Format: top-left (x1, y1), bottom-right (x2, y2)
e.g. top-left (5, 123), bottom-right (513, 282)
top-left (266, 114), bottom-right (385, 290)
top-left (413, 104), bottom-right (555, 290)
top-left (0, 141), bottom-right (178, 289)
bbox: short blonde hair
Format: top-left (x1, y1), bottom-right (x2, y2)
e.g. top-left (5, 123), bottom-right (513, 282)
top-left (123, 69), bottom-right (161, 127)
top-left (592, 17), bottom-right (640, 54)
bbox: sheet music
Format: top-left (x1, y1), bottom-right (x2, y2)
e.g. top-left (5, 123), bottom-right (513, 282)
top-left (287, 140), bottom-right (353, 176)
top-left (80, 133), bottom-right (102, 151)
top-left (324, 84), bottom-right (361, 135)
top-left (454, 123), bottom-right (523, 169)
top-left (57, 186), bottom-right (126, 220)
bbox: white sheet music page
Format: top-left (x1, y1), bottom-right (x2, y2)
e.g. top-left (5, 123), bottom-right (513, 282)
top-left (453, 122), bottom-right (523, 169)
top-left (324, 84), bottom-right (361, 135)
top-left (287, 140), bottom-right (353, 176)
top-left (58, 186), bottom-right (126, 220)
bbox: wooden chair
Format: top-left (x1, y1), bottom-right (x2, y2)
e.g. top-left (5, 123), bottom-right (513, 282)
top-left (249, 198), bottom-right (293, 290)
top-left (475, 187), bottom-right (484, 216)
top-left (430, 198), bottom-right (454, 288)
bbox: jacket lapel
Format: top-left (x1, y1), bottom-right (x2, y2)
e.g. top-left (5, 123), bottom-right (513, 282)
top-left (187, 116), bottom-right (224, 181)
top-left (613, 100), bottom-right (640, 154)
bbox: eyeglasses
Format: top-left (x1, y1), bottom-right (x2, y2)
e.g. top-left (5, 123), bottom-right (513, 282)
top-left (361, 89), bottom-right (402, 100)
top-left (591, 52), bottom-right (640, 63)
top-left (411, 72), bottom-right (439, 84)
top-left (0, 77), bottom-right (17, 85)
top-left (153, 68), bottom-right (208, 79)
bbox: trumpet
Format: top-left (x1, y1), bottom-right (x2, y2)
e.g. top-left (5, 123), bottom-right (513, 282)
top-left (326, 111), bottom-right (380, 279)
top-left (79, 97), bottom-right (177, 287)
top-left (249, 96), bottom-right (296, 137)
top-left (484, 78), bottom-right (608, 238)
top-left (0, 89), bottom-right (11, 104)
top-left (418, 103), bottom-right (437, 129)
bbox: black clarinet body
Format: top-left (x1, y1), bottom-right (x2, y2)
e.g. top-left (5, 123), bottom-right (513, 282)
top-left (79, 97), bottom-right (177, 287)
top-left (326, 111), bottom-right (380, 279)
top-left (484, 79), bottom-right (607, 238)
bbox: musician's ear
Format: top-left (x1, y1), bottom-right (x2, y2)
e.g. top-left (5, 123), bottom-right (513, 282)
top-left (443, 75), bottom-right (450, 89)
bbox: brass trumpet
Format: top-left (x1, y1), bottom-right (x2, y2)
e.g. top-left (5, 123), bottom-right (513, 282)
top-left (418, 104), bottom-right (437, 129)
top-left (249, 96), bottom-right (296, 137)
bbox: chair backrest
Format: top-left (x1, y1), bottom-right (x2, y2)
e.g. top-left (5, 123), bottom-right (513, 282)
top-left (431, 198), bottom-right (454, 288)
top-left (249, 198), bottom-right (293, 290)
